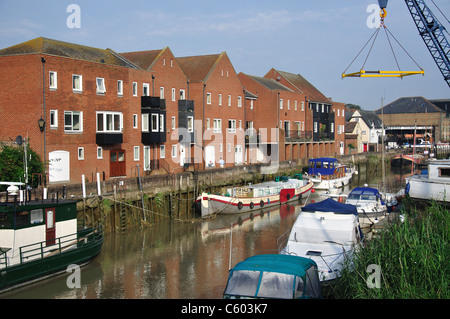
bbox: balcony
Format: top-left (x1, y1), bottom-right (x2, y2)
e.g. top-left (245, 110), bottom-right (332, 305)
top-left (96, 132), bottom-right (123, 145)
top-left (285, 130), bottom-right (312, 143)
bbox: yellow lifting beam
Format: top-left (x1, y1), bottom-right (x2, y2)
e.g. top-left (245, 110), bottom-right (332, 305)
top-left (342, 5), bottom-right (424, 79)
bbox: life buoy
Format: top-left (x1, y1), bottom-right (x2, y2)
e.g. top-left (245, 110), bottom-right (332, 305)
top-left (238, 202), bottom-right (243, 210)
top-left (250, 202), bottom-right (254, 209)
top-left (260, 200), bottom-right (265, 207)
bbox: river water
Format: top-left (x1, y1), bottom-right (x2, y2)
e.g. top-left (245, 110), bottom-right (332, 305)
top-left (2, 165), bottom-right (411, 299)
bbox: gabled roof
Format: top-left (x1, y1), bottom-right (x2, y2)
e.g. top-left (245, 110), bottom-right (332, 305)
top-left (375, 97), bottom-right (443, 115)
top-left (345, 121), bottom-right (358, 133)
top-left (353, 110), bottom-right (383, 129)
top-left (268, 69), bottom-right (331, 104)
top-left (243, 74), bottom-right (293, 92)
top-left (119, 48), bottom-right (167, 70)
top-left (0, 37), bottom-right (139, 68)
top-left (176, 52), bottom-right (223, 82)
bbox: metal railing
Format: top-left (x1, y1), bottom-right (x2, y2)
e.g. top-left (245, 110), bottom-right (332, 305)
top-left (12, 223), bottom-right (103, 268)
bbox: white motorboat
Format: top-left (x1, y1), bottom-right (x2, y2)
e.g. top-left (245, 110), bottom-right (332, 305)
top-left (345, 187), bottom-right (388, 228)
top-left (405, 159), bottom-right (450, 203)
top-left (278, 198), bottom-right (364, 284)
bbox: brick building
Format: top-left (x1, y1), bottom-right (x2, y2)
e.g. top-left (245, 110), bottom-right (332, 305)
top-left (375, 96), bottom-right (450, 145)
top-left (0, 37), bottom-right (152, 184)
top-left (0, 37), bottom-right (346, 185)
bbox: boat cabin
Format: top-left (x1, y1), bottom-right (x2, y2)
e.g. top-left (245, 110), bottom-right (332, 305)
top-left (346, 187), bottom-right (383, 203)
top-left (223, 254), bottom-right (322, 299)
top-left (308, 158), bottom-right (347, 179)
top-left (0, 196), bottom-right (78, 268)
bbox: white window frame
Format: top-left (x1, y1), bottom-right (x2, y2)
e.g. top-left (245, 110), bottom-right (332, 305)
top-left (238, 96), bottom-right (242, 108)
top-left (301, 101), bottom-right (305, 111)
top-left (228, 95), bottom-right (231, 107)
top-left (133, 114), bottom-right (138, 129)
top-left (64, 111), bottom-right (83, 133)
top-left (218, 94), bottom-right (222, 106)
top-left (142, 114), bottom-right (149, 132)
top-left (172, 145), bottom-right (177, 158)
top-left (172, 88), bottom-right (176, 101)
top-left (213, 119), bottom-right (222, 133)
top-left (143, 83), bottom-right (150, 96)
top-left (179, 89), bottom-right (186, 100)
top-left (279, 99), bottom-right (283, 109)
top-left (206, 118), bottom-right (210, 130)
top-left (207, 92), bottom-right (212, 105)
top-left (160, 87), bottom-right (165, 99)
top-left (133, 82), bottom-right (138, 96)
top-left (134, 146), bottom-right (140, 161)
top-left (78, 147), bottom-right (84, 160)
top-left (72, 74), bottom-right (82, 92)
top-left (160, 145), bottom-right (165, 159)
top-left (96, 112), bottom-right (123, 133)
top-left (117, 80), bottom-right (123, 96)
top-left (172, 116), bottom-right (176, 130)
top-left (50, 110), bottom-right (58, 128)
top-left (151, 114), bottom-right (159, 132)
top-left (96, 77), bottom-right (106, 94)
top-left (314, 122), bottom-right (318, 133)
top-left (97, 147), bottom-right (103, 159)
top-left (49, 71), bottom-right (57, 90)
top-left (159, 114), bottom-right (165, 132)
top-left (187, 116), bottom-right (194, 133)
top-left (228, 119), bottom-right (236, 133)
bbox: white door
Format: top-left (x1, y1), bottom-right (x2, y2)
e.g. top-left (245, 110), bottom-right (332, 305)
top-left (340, 142), bottom-right (344, 155)
top-left (205, 145), bottom-right (215, 168)
top-left (235, 145), bottom-right (243, 164)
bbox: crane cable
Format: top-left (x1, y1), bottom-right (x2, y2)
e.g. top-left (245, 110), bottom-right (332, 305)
top-left (342, 7), bottom-right (424, 78)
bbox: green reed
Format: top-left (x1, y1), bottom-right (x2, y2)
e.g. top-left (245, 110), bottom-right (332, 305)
top-left (334, 200), bottom-right (449, 299)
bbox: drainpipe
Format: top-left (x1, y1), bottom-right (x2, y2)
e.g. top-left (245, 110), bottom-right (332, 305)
top-left (41, 57), bottom-right (47, 187)
top-left (202, 83), bottom-right (206, 169)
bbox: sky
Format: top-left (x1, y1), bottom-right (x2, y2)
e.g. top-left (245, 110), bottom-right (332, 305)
top-left (0, 0), bottom-right (449, 110)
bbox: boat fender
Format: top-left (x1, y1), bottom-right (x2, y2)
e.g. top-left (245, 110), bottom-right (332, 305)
top-left (286, 193), bottom-right (291, 200)
top-left (405, 182), bottom-right (410, 195)
top-left (260, 200), bottom-right (265, 207)
top-left (238, 202), bottom-right (243, 210)
top-left (249, 202), bottom-right (254, 209)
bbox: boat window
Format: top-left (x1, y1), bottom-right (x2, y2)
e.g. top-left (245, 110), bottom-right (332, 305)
top-left (15, 211), bottom-right (29, 228)
top-left (306, 250), bottom-right (322, 256)
top-left (224, 270), bottom-right (260, 298)
top-left (30, 209), bottom-right (44, 224)
top-left (347, 194), bottom-right (360, 200)
top-left (439, 168), bottom-right (450, 177)
top-left (263, 189), bottom-right (270, 196)
top-left (257, 271), bottom-right (295, 299)
top-left (258, 189), bottom-right (265, 197)
top-left (0, 212), bottom-right (11, 228)
top-left (361, 195), bottom-right (376, 201)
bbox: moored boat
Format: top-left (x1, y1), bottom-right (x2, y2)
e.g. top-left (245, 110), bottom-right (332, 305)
top-left (0, 183), bottom-right (103, 292)
top-left (345, 186), bottom-right (388, 228)
top-left (278, 198), bottom-right (363, 284)
top-left (223, 254), bottom-right (322, 299)
top-left (303, 158), bottom-right (356, 190)
top-left (405, 159), bottom-right (450, 203)
top-left (391, 153), bottom-right (424, 167)
top-left (197, 176), bottom-right (314, 218)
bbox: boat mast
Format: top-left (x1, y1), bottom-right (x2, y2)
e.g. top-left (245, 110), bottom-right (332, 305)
top-left (381, 97), bottom-right (386, 193)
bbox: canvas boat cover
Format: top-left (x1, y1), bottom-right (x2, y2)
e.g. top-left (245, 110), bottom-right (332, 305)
top-left (302, 198), bottom-right (358, 216)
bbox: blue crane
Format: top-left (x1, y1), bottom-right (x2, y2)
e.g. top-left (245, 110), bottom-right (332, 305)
top-left (403, 0), bottom-right (450, 87)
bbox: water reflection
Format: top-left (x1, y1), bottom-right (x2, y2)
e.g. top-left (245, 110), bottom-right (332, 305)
top-left (3, 165), bottom-right (412, 299)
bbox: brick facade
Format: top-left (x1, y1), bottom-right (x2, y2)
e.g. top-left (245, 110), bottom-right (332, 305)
top-left (1, 37), bottom-right (348, 184)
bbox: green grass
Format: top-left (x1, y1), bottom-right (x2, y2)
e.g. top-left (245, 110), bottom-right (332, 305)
top-left (333, 199), bottom-right (449, 299)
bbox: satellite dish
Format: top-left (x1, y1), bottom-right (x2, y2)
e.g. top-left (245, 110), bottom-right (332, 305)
top-left (15, 135), bottom-right (23, 146)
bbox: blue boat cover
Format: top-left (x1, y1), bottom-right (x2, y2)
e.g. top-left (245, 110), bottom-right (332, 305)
top-left (231, 254), bottom-right (317, 277)
top-left (302, 198), bottom-right (358, 216)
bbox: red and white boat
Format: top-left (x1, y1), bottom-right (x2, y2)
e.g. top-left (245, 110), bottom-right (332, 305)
top-left (197, 176), bottom-right (314, 218)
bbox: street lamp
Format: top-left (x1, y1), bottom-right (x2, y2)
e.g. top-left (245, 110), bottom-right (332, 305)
top-left (38, 117), bottom-right (45, 132)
